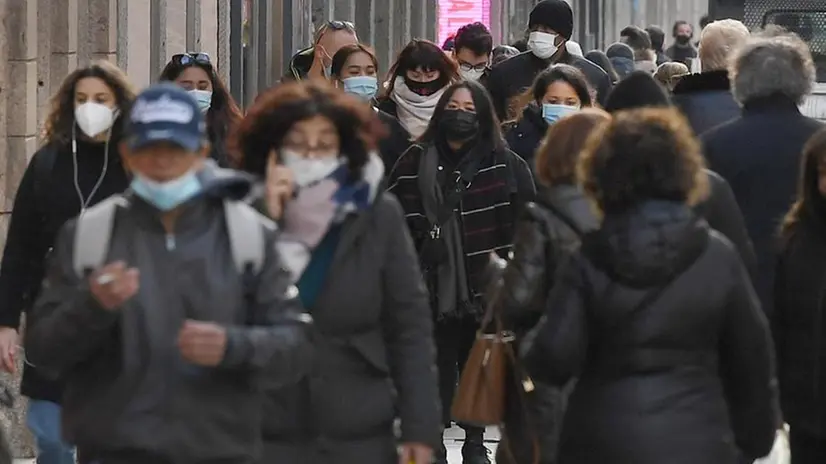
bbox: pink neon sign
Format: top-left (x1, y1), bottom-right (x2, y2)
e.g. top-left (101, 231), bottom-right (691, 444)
top-left (437, 0), bottom-right (491, 47)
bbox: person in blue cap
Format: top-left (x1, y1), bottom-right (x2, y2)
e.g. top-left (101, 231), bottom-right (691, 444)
top-left (24, 83), bottom-right (313, 464)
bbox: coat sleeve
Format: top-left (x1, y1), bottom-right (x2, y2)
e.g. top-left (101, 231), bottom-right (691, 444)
top-left (498, 206), bottom-right (549, 332)
top-left (220, 226), bottom-right (313, 387)
top-left (379, 194), bottom-right (440, 447)
top-left (25, 220), bottom-right (121, 377)
top-left (718, 252), bottom-right (779, 460)
top-left (703, 171), bottom-right (757, 280)
top-left (510, 151), bottom-right (537, 212)
top-left (0, 150), bottom-right (51, 329)
top-left (519, 251), bottom-right (589, 386)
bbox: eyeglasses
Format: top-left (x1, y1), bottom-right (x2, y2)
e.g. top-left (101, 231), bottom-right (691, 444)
top-left (171, 52), bottom-right (212, 67)
top-left (458, 62), bottom-right (488, 73)
top-left (315, 20), bottom-right (356, 42)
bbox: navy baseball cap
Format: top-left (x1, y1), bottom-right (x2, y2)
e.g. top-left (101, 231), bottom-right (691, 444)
top-left (126, 83), bottom-right (206, 152)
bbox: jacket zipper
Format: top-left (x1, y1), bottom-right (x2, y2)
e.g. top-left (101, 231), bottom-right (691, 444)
top-left (165, 233), bottom-right (176, 251)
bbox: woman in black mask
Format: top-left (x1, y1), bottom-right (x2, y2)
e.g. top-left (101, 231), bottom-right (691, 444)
top-left (387, 80), bottom-right (535, 464)
top-left (377, 40), bottom-right (459, 143)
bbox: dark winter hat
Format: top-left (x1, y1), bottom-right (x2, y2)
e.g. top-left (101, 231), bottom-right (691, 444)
top-left (604, 70), bottom-right (671, 113)
top-left (529, 0), bottom-right (574, 40)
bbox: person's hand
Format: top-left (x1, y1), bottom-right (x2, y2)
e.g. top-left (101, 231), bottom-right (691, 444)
top-left (89, 261), bottom-right (140, 311)
top-left (398, 443), bottom-right (433, 464)
top-left (0, 328), bottom-right (18, 373)
top-left (177, 320), bottom-right (227, 367)
top-left (266, 153), bottom-right (295, 219)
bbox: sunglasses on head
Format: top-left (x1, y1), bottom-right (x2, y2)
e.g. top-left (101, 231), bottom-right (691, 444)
top-left (171, 52), bottom-right (212, 67)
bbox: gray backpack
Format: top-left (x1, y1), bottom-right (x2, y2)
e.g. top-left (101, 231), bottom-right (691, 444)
top-left (72, 194), bottom-right (268, 280)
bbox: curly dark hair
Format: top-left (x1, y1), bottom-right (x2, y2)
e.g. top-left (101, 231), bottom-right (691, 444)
top-left (43, 61), bottom-right (136, 145)
top-left (578, 108), bottom-right (708, 214)
top-left (233, 81), bottom-right (387, 181)
top-left (159, 56), bottom-right (243, 166)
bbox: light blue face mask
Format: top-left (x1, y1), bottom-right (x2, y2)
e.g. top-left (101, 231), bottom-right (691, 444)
top-left (342, 76), bottom-right (379, 100)
top-left (131, 170), bottom-right (202, 211)
top-left (541, 103), bottom-right (579, 124)
top-left (189, 89), bottom-right (212, 113)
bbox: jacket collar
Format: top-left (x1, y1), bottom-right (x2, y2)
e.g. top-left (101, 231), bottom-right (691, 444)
top-left (742, 94), bottom-right (801, 116)
top-left (672, 70), bottom-right (731, 95)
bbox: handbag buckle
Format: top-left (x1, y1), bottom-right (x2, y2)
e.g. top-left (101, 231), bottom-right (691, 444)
top-left (430, 225), bottom-right (441, 239)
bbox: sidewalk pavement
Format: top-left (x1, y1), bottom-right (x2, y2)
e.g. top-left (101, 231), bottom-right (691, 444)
top-left (445, 425), bottom-right (499, 463)
top-left (12, 426), bottom-right (501, 464)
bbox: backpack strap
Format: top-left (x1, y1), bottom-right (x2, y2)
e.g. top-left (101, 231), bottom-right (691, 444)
top-left (223, 199), bottom-right (267, 276)
top-left (72, 195), bottom-right (128, 278)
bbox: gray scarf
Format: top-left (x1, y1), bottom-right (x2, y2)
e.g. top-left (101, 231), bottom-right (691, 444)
top-left (418, 144), bottom-right (470, 318)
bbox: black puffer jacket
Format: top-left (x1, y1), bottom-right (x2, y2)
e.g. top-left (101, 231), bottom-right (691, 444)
top-left (503, 104), bottom-right (547, 175)
top-left (522, 200), bottom-right (779, 464)
top-left (495, 185), bottom-right (598, 464)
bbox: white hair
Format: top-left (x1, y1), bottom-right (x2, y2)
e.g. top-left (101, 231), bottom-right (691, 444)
top-left (698, 19), bottom-right (750, 72)
top-left (729, 29), bottom-right (815, 105)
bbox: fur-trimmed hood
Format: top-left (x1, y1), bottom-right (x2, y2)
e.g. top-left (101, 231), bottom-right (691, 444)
top-left (672, 70), bottom-right (731, 95)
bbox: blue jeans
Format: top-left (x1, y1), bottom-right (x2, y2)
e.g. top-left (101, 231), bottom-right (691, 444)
top-left (26, 400), bottom-right (75, 464)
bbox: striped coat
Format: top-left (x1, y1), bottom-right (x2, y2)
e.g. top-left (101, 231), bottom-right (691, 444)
top-left (387, 143), bottom-right (534, 314)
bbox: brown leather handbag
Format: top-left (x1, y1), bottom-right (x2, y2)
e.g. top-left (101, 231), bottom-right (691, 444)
top-left (450, 293), bottom-right (522, 427)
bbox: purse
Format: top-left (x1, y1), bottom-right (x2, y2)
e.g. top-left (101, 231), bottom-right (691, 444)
top-left (450, 284), bottom-right (518, 427)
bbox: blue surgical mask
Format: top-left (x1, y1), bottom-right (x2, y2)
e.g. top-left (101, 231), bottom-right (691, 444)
top-left (189, 89), bottom-right (212, 113)
top-left (541, 103), bottom-right (579, 124)
top-left (131, 170), bottom-right (202, 211)
top-left (342, 76), bottom-right (379, 100)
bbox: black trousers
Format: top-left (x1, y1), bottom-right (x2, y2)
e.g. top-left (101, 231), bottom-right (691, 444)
top-left (790, 428), bottom-right (826, 464)
top-left (434, 316), bottom-right (485, 440)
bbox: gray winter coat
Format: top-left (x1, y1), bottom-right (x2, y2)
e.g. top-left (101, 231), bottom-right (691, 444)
top-left (26, 164), bottom-right (312, 464)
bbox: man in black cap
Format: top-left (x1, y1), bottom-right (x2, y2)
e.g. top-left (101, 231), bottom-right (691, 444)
top-left (25, 83), bottom-right (312, 464)
top-left (486, 0), bottom-right (612, 120)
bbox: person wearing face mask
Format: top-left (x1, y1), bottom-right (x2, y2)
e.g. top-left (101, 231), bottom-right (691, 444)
top-left (485, 0), bottom-right (611, 121)
top-left (160, 52), bottom-right (242, 168)
top-left (284, 20), bottom-right (359, 82)
top-left (0, 61), bottom-right (135, 464)
top-left (666, 20), bottom-right (698, 66)
top-left (388, 80), bottom-right (535, 464)
top-left (235, 81), bottom-right (440, 464)
top-left (376, 39), bottom-right (460, 142)
top-left (452, 22), bottom-right (493, 84)
top-left (331, 43), bottom-right (411, 171)
top-left (504, 64), bottom-right (593, 178)
top-left (25, 83), bottom-right (312, 464)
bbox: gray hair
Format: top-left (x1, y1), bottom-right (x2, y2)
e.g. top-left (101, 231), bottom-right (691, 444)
top-left (729, 29), bottom-right (815, 105)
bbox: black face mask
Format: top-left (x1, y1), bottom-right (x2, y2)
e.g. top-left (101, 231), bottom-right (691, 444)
top-left (675, 35), bottom-right (692, 45)
top-left (439, 109), bottom-right (479, 141)
top-left (404, 76), bottom-right (447, 97)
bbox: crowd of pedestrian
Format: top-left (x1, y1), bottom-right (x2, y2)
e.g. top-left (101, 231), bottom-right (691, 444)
top-left (0, 0), bottom-right (823, 463)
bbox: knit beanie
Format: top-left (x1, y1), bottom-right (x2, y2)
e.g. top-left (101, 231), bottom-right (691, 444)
top-left (604, 71), bottom-right (671, 113)
top-left (606, 42), bottom-right (634, 61)
top-left (529, 0), bottom-right (574, 40)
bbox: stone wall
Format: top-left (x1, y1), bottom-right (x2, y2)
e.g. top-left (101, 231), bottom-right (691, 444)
top-left (0, 0), bottom-right (228, 457)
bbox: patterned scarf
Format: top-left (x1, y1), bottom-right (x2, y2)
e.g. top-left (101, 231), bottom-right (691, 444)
top-left (277, 153), bottom-right (384, 281)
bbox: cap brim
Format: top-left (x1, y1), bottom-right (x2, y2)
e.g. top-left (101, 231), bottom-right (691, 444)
top-left (128, 131), bottom-right (201, 152)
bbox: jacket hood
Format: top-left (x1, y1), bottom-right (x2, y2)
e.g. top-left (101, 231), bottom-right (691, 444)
top-left (520, 103), bottom-right (547, 130)
top-left (196, 159), bottom-right (256, 201)
top-left (586, 200), bottom-right (708, 287)
top-left (536, 184), bottom-right (600, 232)
top-left (672, 70), bottom-right (731, 95)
